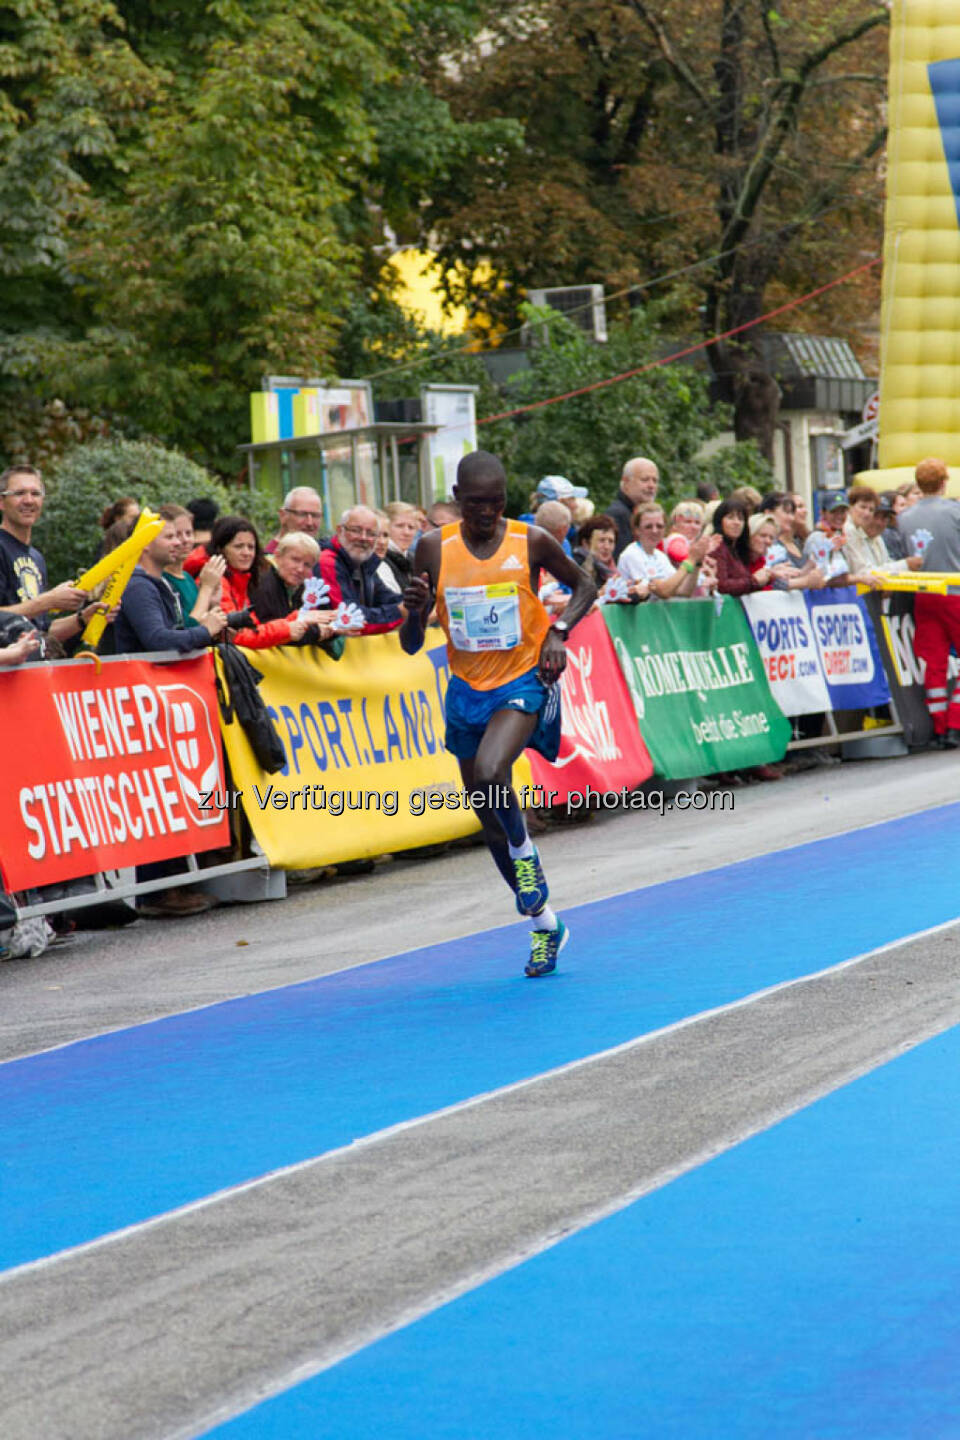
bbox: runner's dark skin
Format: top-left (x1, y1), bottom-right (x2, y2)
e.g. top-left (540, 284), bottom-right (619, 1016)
top-left (400, 465), bottom-right (595, 887)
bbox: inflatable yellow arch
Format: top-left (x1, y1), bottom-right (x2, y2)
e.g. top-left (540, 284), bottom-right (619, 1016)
top-left (860, 1), bottom-right (960, 493)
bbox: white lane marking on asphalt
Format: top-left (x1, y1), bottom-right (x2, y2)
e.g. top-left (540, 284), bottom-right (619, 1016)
top-left (4, 797), bottom-right (959, 1067)
top-left (172, 974), bottom-right (960, 1438)
top-left (2, 910), bottom-right (957, 1298)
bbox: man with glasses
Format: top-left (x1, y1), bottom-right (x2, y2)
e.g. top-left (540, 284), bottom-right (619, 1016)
top-left (318, 504), bottom-right (404, 634)
top-left (0, 465), bottom-right (100, 642)
top-left (266, 487), bottom-right (325, 562)
top-left (617, 502), bottom-right (717, 598)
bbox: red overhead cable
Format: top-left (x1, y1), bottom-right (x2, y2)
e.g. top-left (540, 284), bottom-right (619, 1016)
top-left (477, 257), bottom-right (882, 427)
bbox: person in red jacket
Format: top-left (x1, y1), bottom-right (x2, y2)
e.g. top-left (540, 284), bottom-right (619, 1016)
top-left (184, 515), bottom-right (323, 648)
top-left (712, 499), bottom-right (772, 596)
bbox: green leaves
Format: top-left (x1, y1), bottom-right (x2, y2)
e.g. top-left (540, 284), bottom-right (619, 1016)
top-left (0, 0), bottom-right (885, 478)
top-left (340, 294), bottom-right (770, 509)
top-left (35, 438), bottom-right (225, 582)
top-left (0, 0), bottom-right (408, 471)
top-left (503, 307), bottom-right (762, 507)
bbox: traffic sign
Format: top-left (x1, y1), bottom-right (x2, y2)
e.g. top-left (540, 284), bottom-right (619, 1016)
top-left (840, 418), bottom-right (879, 449)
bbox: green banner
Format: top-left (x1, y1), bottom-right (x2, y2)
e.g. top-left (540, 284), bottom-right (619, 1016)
top-left (601, 597), bottom-right (791, 778)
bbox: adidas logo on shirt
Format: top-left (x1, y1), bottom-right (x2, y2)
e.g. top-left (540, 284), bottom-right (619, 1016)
top-left (500, 554), bottom-right (524, 571)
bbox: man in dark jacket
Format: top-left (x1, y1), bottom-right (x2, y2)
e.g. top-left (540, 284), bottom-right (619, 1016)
top-left (116, 521), bottom-right (227, 654)
top-left (318, 506), bottom-right (404, 635)
top-left (605, 456), bottom-right (660, 558)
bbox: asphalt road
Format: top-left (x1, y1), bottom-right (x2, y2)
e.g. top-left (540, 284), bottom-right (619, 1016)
top-left (2, 750), bottom-right (959, 1438)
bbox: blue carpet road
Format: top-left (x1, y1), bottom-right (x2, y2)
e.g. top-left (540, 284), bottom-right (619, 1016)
top-left (2, 805), bottom-right (959, 1280)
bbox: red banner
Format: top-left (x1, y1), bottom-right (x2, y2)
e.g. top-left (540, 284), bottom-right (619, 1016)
top-left (526, 608), bottom-right (653, 802)
top-left (0, 653), bottom-right (230, 891)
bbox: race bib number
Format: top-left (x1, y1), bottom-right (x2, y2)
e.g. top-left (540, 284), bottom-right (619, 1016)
top-left (446, 582), bottom-right (520, 651)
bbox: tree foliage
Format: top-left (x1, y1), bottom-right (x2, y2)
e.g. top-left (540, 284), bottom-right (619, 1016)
top-left (341, 297), bottom-right (770, 511)
top-left (0, 0), bottom-right (421, 472)
top-left (424, 0), bottom-right (889, 455)
top-left (47, 0), bottom-right (411, 473)
top-left (501, 306), bottom-right (771, 508)
top-left (0, 1), bottom-right (891, 477)
top-left (0, 0), bottom-right (155, 455)
top-left (36, 438), bottom-right (276, 581)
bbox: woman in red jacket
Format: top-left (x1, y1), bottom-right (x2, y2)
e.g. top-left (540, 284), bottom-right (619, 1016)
top-left (712, 499), bottom-right (772, 596)
top-left (185, 515), bottom-right (318, 648)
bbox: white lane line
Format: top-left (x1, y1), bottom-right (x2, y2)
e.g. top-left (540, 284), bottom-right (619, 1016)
top-left (2, 910), bottom-right (957, 1294)
top-left (4, 796), bottom-right (959, 1068)
top-left (174, 1013), bottom-right (956, 1440)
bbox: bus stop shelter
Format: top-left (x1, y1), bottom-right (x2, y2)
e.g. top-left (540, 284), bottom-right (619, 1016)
top-left (238, 421), bottom-right (440, 530)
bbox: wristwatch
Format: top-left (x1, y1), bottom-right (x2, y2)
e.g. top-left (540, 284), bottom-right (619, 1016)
top-left (553, 620), bottom-right (570, 640)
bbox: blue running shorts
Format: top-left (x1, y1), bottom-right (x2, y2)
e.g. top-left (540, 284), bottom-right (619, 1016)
top-left (445, 668), bottom-right (562, 762)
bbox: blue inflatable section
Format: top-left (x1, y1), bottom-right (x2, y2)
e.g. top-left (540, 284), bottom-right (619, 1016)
top-left (929, 58), bottom-right (960, 227)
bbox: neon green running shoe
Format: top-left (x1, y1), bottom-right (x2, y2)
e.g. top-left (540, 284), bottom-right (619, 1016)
top-left (513, 848), bottom-right (549, 916)
top-left (525, 919), bottom-right (568, 978)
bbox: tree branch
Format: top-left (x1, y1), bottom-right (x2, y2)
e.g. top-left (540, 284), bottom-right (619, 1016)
top-left (809, 73), bottom-right (886, 87)
top-left (774, 123), bottom-right (887, 243)
top-left (759, 1), bottom-right (781, 79)
top-left (718, 8), bottom-right (888, 256)
top-left (615, 76), bottom-right (659, 166)
top-left (797, 8), bottom-right (889, 81)
top-left (627, 0), bottom-right (712, 111)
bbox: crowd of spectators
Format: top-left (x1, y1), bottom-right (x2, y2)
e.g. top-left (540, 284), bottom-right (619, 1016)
top-left (0, 455), bottom-right (947, 672)
top-left (0, 453), bottom-right (956, 926)
top-left (0, 472), bottom-right (473, 672)
top-left (546, 456), bottom-right (934, 611)
top-left (527, 455), bottom-right (951, 785)
top-left (0, 454), bottom-right (947, 676)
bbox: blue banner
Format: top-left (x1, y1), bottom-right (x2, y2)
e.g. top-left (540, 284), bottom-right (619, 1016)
top-left (803, 588), bottom-right (891, 710)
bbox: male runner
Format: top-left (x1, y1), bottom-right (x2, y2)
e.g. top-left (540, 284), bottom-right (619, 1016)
top-left (400, 451), bottom-right (596, 977)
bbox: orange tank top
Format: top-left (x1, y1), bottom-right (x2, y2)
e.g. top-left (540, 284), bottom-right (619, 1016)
top-left (435, 519), bottom-right (551, 691)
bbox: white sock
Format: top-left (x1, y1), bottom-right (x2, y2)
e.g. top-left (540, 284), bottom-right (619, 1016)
top-left (531, 905), bottom-right (558, 932)
top-left (507, 835), bottom-right (534, 860)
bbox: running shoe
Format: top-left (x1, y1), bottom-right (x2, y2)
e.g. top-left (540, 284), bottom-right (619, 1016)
top-left (513, 848), bottom-right (549, 916)
top-left (525, 919), bottom-right (568, 978)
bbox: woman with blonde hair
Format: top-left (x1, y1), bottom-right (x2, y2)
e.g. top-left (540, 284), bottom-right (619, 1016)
top-left (250, 531), bottom-right (340, 654)
top-left (663, 500), bottom-right (705, 565)
top-left (380, 500), bottom-right (419, 590)
top-left (748, 512), bottom-right (825, 591)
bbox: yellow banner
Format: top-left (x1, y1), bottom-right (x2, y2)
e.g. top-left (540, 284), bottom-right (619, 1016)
top-left (218, 632), bottom-right (532, 868)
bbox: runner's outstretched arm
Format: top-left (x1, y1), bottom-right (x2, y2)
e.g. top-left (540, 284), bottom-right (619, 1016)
top-left (399, 531), bottom-right (441, 655)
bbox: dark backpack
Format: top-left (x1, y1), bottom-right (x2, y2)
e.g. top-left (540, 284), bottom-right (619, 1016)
top-left (214, 644), bottom-right (287, 773)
